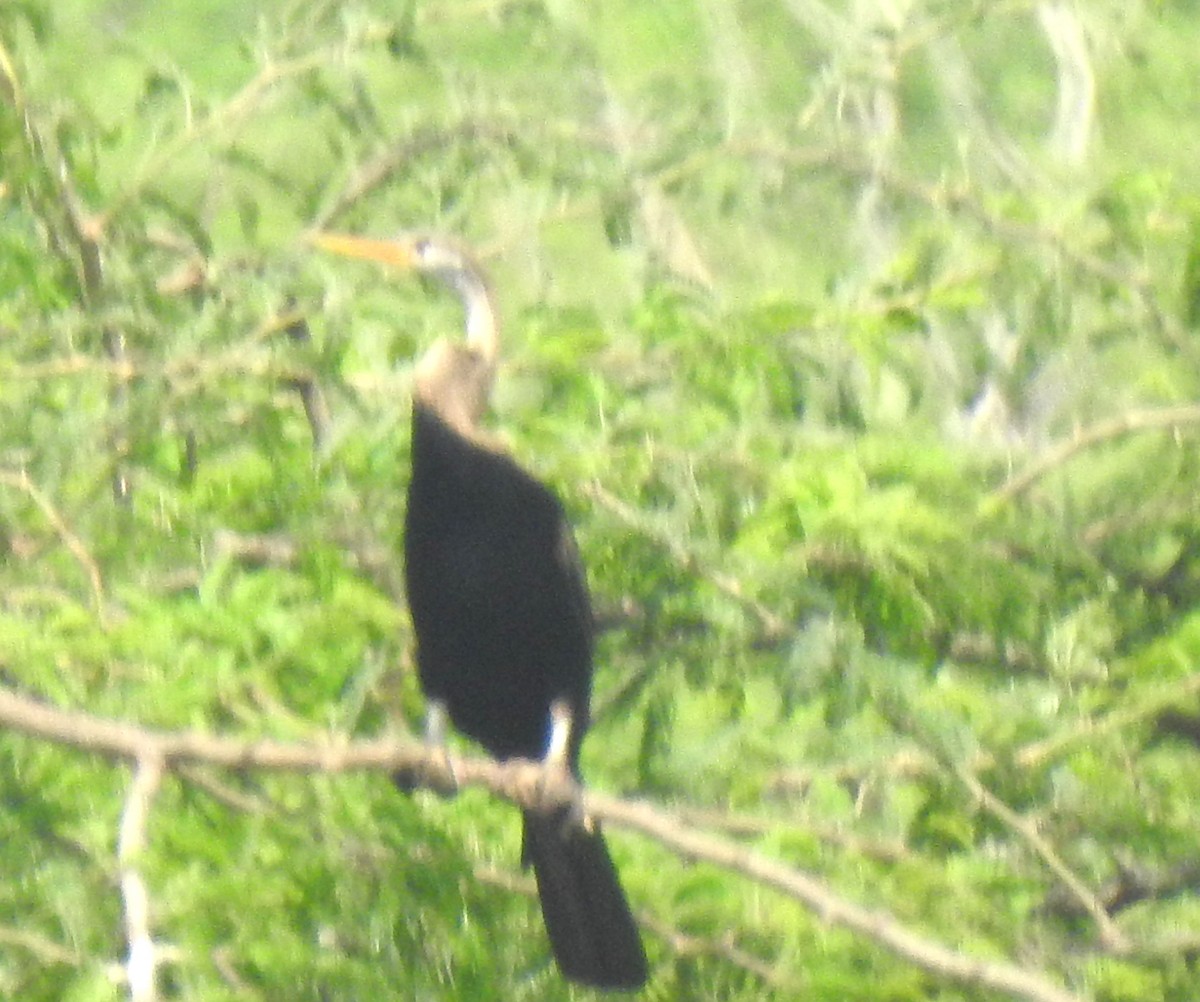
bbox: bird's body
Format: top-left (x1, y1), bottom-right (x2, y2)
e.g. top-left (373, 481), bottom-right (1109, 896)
top-left (314, 230), bottom-right (648, 990)
top-left (404, 399), bottom-right (591, 767)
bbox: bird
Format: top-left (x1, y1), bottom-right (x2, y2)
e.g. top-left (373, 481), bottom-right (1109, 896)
top-left (312, 230), bottom-right (649, 990)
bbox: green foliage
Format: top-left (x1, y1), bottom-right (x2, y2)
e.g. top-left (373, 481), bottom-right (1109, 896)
top-left (3, 1), bottom-right (1200, 1000)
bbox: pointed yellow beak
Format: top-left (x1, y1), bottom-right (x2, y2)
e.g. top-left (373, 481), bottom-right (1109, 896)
top-left (309, 232), bottom-right (416, 269)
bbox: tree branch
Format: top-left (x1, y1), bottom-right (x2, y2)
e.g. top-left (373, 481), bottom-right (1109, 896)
top-left (591, 790), bottom-right (1087, 1002)
top-left (119, 755), bottom-right (165, 1002)
top-left (954, 765), bottom-right (1127, 952)
top-left (0, 686), bottom-right (1087, 1002)
top-left (990, 403), bottom-right (1200, 505)
top-left (0, 468), bottom-right (105, 613)
top-left (582, 480), bottom-right (792, 641)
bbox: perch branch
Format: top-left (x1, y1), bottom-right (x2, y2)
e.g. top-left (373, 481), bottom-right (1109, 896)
top-left (0, 686), bottom-right (1086, 1002)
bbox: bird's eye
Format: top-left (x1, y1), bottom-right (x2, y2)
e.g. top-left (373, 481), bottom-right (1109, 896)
top-left (414, 238), bottom-right (431, 258)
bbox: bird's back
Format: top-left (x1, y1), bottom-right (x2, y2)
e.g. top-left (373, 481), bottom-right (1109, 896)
top-left (404, 403), bottom-right (593, 765)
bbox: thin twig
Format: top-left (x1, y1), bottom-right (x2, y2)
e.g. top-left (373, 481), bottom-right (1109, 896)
top-left (0, 926), bottom-right (80, 967)
top-left (726, 141), bottom-right (1187, 354)
top-left (639, 912), bottom-right (788, 986)
top-left (777, 671), bottom-right (1200, 794)
top-left (990, 403), bottom-right (1200, 505)
top-left (1014, 671), bottom-right (1200, 771)
top-left (5, 356), bottom-right (135, 380)
top-left (312, 120), bottom-right (520, 230)
top-left (582, 481), bottom-right (791, 641)
top-left (954, 766), bottom-right (1127, 952)
top-left (175, 764), bottom-right (277, 815)
top-left (677, 805), bottom-right (911, 864)
top-left (97, 51), bottom-right (330, 230)
top-left (281, 314), bottom-right (331, 451)
top-left (478, 863), bottom-right (792, 988)
top-left (0, 468), bottom-right (105, 613)
top-left (6, 57), bottom-right (131, 501)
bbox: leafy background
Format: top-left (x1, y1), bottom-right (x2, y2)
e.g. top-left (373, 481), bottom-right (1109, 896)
top-left (3, 1), bottom-right (1200, 999)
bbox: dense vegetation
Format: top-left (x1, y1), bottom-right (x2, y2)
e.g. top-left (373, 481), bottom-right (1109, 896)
top-left (3, 1), bottom-right (1200, 999)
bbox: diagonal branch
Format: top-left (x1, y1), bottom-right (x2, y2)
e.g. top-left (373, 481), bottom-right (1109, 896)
top-left (582, 481), bottom-right (791, 641)
top-left (0, 468), bottom-right (105, 613)
top-left (989, 403), bottom-right (1200, 505)
top-left (954, 766), bottom-right (1126, 952)
top-left (590, 789), bottom-right (1086, 1002)
top-left (0, 686), bottom-right (1086, 1002)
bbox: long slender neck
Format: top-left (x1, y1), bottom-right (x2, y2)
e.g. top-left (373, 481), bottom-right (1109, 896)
top-left (410, 241), bottom-right (502, 440)
top-left (444, 266), bottom-right (499, 367)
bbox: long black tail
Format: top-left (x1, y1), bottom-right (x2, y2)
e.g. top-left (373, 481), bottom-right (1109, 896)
top-left (522, 810), bottom-right (648, 990)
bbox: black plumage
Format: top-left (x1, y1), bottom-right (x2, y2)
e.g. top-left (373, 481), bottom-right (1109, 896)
top-left (314, 231), bottom-right (648, 990)
top-left (407, 401), bottom-right (647, 990)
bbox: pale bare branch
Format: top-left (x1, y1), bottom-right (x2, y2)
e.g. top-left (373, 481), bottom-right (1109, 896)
top-left (119, 756), bottom-right (165, 1002)
top-left (590, 790), bottom-right (1087, 1002)
top-left (0, 686), bottom-right (1087, 1002)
